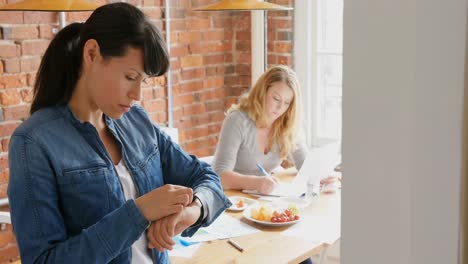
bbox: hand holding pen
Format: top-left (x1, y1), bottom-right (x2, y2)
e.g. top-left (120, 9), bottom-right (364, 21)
top-left (255, 163), bottom-right (279, 194)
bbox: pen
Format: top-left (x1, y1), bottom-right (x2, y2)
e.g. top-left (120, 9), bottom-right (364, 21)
top-left (227, 239), bottom-right (244, 252)
top-left (256, 163), bottom-right (270, 177)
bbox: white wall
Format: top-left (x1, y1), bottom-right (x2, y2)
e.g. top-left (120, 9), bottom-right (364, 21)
top-left (342, 1), bottom-right (466, 263)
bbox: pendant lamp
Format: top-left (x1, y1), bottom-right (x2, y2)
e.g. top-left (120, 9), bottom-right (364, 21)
top-left (0, 0), bottom-right (101, 29)
top-left (192, 0), bottom-right (292, 11)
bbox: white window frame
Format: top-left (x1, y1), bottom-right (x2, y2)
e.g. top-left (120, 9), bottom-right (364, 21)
top-left (294, 0), bottom-right (342, 148)
top-left (294, 0), bottom-right (318, 148)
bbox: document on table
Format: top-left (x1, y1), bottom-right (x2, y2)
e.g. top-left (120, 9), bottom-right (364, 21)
top-left (281, 215), bottom-right (341, 244)
top-left (242, 182), bottom-right (306, 197)
top-left (167, 235), bottom-right (201, 258)
top-left (183, 212), bottom-right (261, 243)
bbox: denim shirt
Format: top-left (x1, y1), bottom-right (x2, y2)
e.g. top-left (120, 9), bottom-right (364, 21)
top-left (7, 105), bottom-right (231, 264)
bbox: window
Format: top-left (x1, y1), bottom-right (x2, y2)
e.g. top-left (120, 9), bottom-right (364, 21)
top-left (294, 0), bottom-right (343, 147)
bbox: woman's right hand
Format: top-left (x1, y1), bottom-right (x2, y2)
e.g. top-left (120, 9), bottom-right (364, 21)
top-left (256, 176), bottom-right (279, 194)
top-left (135, 184), bottom-right (193, 221)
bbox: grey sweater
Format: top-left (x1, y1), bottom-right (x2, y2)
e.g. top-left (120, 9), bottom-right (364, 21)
top-left (212, 110), bottom-right (307, 177)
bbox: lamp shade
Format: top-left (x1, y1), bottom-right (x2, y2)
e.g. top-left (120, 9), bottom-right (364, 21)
top-left (192, 0), bottom-right (292, 11)
top-left (0, 0), bottom-right (101, 12)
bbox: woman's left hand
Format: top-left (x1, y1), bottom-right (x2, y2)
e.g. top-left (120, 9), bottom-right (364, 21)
top-left (146, 202), bottom-right (201, 252)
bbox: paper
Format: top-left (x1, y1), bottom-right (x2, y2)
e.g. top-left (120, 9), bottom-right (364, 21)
top-left (183, 213), bottom-right (260, 243)
top-left (167, 235), bottom-right (201, 258)
top-left (242, 182), bottom-right (306, 197)
top-left (281, 215), bottom-right (341, 244)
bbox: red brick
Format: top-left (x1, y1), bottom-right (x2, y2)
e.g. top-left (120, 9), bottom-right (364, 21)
top-left (191, 0), bottom-right (219, 8)
top-left (268, 54), bottom-right (277, 64)
top-left (225, 54), bottom-right (233, 63)
top-left (0, 169), bottom-right (8, 183)
top-left (187, 126), bottom-right (210, 139)
top-left (3, 105), bottom-right (29, 121)
top-left (278, 55), bottom-right (292, 66)
top-left (2, 25), bottom-right (38, 40)
top-left (0, 42), bottom-right (21, 58)
top-left (143, 7), bottom-right (162, 20)
top-left (268, 30), bottom-right (276, 41)
top-left (198, 88), bottom-right (225, 101)
top-left (236, 41), bottom-right (250, 52)
top-left (142, 99), bottom-right (167, 112)
top-left (20, 88), bottom-right (32, 103)
top-left (149, 111), bottom-right (167, 125)
top-left (273, 42), bottom-right (292, 53)
top-left (0, 122), bottom-right (19, 138)
top-left (189, 42), bottom-right (231, 54)
top-left (20, 56), bottom-right (41, 72)
top-left (170, 59), bottom-right (180, 71)
top-left (0, 183), bottom-right (6, 198)
top-left (0, 61), bottom-right (3, 74)
top-left (66, 11), bottom-right (92, 22)
top-left (143, 0), bottom-right (157, 6)
top-left (277, 31), bottom-right (293, 41)
top-left (190, 113), bottom-right (210, 126)
top-left (180, 56), bottom-right (203, 68)
top-left (209, 111), bottom-right (226, 123)
top-left (0, 90), bottom-right (21, 106)
top-left (185, 18), bottom-right (211, 30)
top-left (0, 11), bottom-right (23, 24)
top-left (2, 59), bottom-right (20, 73)
top-left (39, 24), bottom-right (56, 39)
top-left (181, 68), bottom-right (205, 80)
top-left (170, 45), bottom-right (188, 57)
top-left (173, 108), bottom-right (183, 120)
top-left (178, 32), bottom-right (202, 44)
top-left (225, 97), bottom-right (238, 107)
top-left (236, 53), bottom-right (251, 64)
top-left (205, 100), bottom-right (224, 112)
top-left (27, 73), bottom-right (36, 86)
top-left (142, 88), bottom-right (154, 100)
top-left (213, 17), bottom-right (232, 28)
top-left (182, 104), bottom-right (206, 115)
top-left (0, 74), bottom-right (27, 89)
top-left (0, 229), bottom-right (14, 248)
top-left (154, 86), bottom-right (166, 98)
top-left (23, 11), bottom-right (56, 24)
top-left (203, 77), bottom-right (224, 89)
top-left (21, 40), bottom-right (50, 56)
top-left (236, 31), bottom-right (250, 41)
top-left (203, 54), bottom-right (224, 65)
top-left (269, 18), bottom-right (292, 29)
top-left (208, 123), bottom-right (221, 134)
top-left (0, 244), bottom-right (19, 263)
top-left (169, 19), bottom-right (185, 31)
top-left (173, 94), bottom-right (194, 106)
top-left (236, 64), bottom-right (251, 75)
top-left (202, 30), bottom-right (225, 41)
top-left (178, 80), bottom-right (203, 94)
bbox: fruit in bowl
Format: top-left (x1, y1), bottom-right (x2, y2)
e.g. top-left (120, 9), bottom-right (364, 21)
top-left (250, 204), bottom-right (300, 223)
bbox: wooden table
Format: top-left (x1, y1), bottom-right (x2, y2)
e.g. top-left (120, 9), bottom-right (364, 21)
top-left (171, 170), bottom-right (341, 264)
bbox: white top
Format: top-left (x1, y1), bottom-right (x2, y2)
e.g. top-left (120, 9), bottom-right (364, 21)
top-left (115, 160), bottom-right (153, 264)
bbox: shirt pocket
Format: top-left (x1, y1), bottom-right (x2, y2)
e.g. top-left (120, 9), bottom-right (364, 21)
top-left (140, 144), bottom-right (164, 189)
top-left (58, 164), bottom-right (111, 231)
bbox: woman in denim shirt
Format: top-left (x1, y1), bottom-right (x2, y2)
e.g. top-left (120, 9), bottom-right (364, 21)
top-left (7, 3), bottom-right (231, 264)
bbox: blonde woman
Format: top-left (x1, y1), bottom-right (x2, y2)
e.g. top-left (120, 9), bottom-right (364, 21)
top-left (212, 65), bottom-right (307, 195)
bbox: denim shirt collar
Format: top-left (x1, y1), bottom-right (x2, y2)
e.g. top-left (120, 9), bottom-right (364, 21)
top-left (57, 104), bottom-right (117, 134)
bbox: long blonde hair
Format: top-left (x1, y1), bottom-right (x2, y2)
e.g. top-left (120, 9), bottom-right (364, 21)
top-left (229, 65), bottom-right (302, 159)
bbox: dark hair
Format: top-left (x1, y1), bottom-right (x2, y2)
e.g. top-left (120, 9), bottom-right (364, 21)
top-left (30, 2), bottom-right (169, 114)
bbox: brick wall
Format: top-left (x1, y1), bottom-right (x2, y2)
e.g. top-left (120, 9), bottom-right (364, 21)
top-left (0, 0), bottom-right (294, 262)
